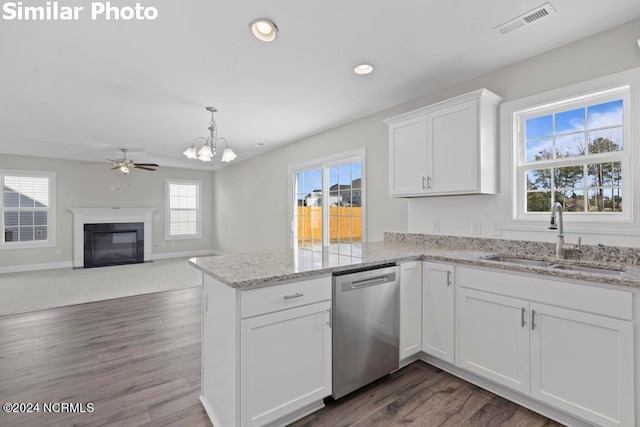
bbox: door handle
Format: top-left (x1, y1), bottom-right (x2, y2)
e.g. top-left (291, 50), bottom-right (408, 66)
top-left (422, 176), bottom-right (427, 190)
top-left (283, 292), bottom-right (304, 300)
top-left (521, 307), bottom-right (527, 328)
top-left (327, 308), bottom-right (332, 328)
top-left (446, 270), bottom-right (452, 287)
top-left (531, 309), bottom-right (537, 330)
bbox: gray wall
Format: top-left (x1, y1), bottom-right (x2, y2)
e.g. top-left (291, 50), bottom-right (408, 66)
top-left (212, 18), bottom-right (640, 254)
top-left (0, 154), bottom-right (215, 268)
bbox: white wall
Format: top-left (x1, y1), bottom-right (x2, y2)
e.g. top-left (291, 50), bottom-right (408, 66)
top-left (0, 154), bottom-right (215, 269)
top-left (212, 18), bottom-right (640, 253)
top-left (213, 114), bottom-right (408, 254)
top-left (406, 19), bottom-right (640, 247)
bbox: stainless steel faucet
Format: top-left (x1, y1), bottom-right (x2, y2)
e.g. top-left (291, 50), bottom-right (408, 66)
top-left (549, 202), bottom-right (581, 259)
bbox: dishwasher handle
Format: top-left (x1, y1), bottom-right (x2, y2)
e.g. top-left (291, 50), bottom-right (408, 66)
top-left (352, 276), bottom-right (389, 288)
top-left (340, 271), bottom-right (397, 292)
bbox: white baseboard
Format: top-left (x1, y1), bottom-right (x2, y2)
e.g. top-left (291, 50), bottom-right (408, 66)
top-left (151, 249), bottom-right (224, 260)
top-left (0, 261), bottom-right (73, 274)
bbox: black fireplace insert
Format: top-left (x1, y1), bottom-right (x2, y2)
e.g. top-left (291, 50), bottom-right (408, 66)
top-left (84, 222), bottom-right (144, 268)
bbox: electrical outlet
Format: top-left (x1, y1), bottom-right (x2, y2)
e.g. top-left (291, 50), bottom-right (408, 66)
top-left (471, 220), bottom-right (481, 235)
top-left (491, 220), bottom-right (502, 236)
top-left (431, 220), bottom-right (440, 233)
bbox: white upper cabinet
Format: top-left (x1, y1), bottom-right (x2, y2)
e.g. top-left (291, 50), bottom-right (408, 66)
top-left (385, 89), bottom-right (502, 197)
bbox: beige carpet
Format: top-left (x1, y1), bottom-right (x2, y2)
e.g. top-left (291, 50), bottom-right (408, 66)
top-left (0, 258), bottom-right (202, 316)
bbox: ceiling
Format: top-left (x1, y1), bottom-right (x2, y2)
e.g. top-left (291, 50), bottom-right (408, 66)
top-left (1, 0), bottom-right (639, 171)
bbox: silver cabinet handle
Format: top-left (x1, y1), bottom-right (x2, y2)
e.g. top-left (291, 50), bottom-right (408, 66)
top-left (202, 292), bottom-right (208, 312)
top-left (427, 176), bottom-right (432, 189)
top-left (422, 176), bottom-right (427, 189)
top-left (446, 270), bottom-right (452, 287)
top-left (327, 308), bottom-right (332, 328)
top-left (531, 309), bottom-right (537, 330)
top-left (521, 307), bottom-right (527, 328)
top-left (283, 292), bottom-right (303, 300)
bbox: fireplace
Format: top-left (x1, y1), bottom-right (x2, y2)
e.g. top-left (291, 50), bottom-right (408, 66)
top-left (84, 223), bottom-right (144, 268)
top-left (69, 208), bottom-right (155, 268)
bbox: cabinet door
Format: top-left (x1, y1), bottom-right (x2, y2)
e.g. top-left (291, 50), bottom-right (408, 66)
top-left (530, 303), bottom-right (635, 427)
top-left (389, 115), bottom-right (428, 196)
top-left (422, 262), bottom-right (454, 363)
top-left (457, 288), bottom-right (530, 393)
top-left (400, 261), bottom-right (422, 360)
top-left (240, 301), bottom-right (332, 427)
top-left (427, 99), bottom-right (478, 194)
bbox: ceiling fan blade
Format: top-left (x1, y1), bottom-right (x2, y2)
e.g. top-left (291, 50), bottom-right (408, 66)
top-left (134, 166), bottom-right (157, 171)
top-left (133, 163), bottom-right (159, 167)
top-left (111, 166), bottom-right (121, 170)
top-left (107, 159), bottom-right (118, 162)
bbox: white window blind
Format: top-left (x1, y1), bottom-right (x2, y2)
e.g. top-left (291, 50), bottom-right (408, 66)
top-left (1, 172), bottom-right (55, 247)
top-left (166, 180), bottom-right (200, 238)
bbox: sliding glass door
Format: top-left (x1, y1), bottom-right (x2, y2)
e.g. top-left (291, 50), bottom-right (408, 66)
top-left (291, 152), bottom-right (364, 255)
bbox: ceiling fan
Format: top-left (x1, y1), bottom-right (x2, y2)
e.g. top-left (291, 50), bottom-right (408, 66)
top-left (108, 149), bottom-right (159, 174)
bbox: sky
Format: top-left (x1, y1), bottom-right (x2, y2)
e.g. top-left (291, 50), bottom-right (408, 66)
top-left (296, 161), bottom-right (362, 196)
top-left (525, 99), bottom-right (623, 162)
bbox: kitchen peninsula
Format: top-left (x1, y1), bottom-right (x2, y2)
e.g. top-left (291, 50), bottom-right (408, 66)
top-left (190, 233), bottom-right (640, 427)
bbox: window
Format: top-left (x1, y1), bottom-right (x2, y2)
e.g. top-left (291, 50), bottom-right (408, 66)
top-left (290, 150), bottom-right (365, 256)
top-left (166, 179), bottom-right (201, 239)
top-left (511, 83), bottom-right (631, 224)
top-left (1, 170), bottom-right (56, 248)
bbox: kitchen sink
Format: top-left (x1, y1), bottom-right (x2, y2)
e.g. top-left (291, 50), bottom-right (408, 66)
top-left (485, 255), bottom-right (556, 267)
top-left (549, 264), bottom-right (625, 275)
top-left (485, 255), bottom-right (625, 276)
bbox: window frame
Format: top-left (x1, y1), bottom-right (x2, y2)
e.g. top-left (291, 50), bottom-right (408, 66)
top-left (165, 178), bottom-right (202, 240)
top-left (500, 67), bottom-right (640, 234)
top-left (0, 169), bottom-right (56, 249)
top-left (288, 149), bottom-right (366, 248)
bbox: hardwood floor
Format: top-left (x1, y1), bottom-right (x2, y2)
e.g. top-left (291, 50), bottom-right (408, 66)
top-left (0, 287), bottom-right (564, 427)
top-left (291, 362), bottom-right (564, 427)
top-left (0, 287), bottom-right (211, 427)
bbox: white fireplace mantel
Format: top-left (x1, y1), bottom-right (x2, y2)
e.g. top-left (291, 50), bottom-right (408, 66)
top-left (69, 208), bottom-right (155, 268)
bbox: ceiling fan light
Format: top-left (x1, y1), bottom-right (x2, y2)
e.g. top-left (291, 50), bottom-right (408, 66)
top-left (199, 155), bottom-right (213, 162)
top-left (221, 148), bottom-right (237, 162)
top-left (120, 165), bottom-right (130, 174)
top-left (183, 145), bottom-right (197, 159)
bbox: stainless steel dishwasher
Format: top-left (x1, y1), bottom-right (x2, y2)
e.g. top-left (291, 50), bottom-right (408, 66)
top-left (332, 264), bottom-right (400, 399)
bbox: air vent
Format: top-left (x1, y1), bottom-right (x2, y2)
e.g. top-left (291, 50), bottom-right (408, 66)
top-left (495, 2), bottom-right (556, 35)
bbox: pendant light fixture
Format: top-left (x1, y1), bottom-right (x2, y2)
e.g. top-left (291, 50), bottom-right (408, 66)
top-left (183, 107), bottom-right (237, 163)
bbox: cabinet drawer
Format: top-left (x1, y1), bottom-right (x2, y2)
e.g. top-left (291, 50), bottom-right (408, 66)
top-left (241, 276), bottom-right (331, 318)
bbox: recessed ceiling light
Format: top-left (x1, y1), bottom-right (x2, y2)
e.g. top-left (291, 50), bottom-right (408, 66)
top-left (255, 142), bottom-right (265, 146)
top-left (250, 18), bottom-right (278, 42)
top-left (354, 63), bottom-right (374, 75)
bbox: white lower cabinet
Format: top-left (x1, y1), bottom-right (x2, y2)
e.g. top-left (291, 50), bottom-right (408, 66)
top-left (529, 303), bottom-right (634, 427)
top-left (422, 262), bottom-right (455, 363)
top-left (456, 267), bottom-right (635, 427)
top-left (241, 301), bottom-right (332, 427)
top-left (457, 288), bottom-right (530, 392)
top-left (200, 274), bottom-right (332, 427)
top-left (399, 261), bottom-right (422, 360)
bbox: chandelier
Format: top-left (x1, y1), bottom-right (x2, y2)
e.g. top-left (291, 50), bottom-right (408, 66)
top-left (183, 107), bottom-right (237, 163)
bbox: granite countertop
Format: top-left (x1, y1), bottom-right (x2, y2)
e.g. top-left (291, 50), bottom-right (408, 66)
top-left (190, 240), bottom-right (640, 290)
